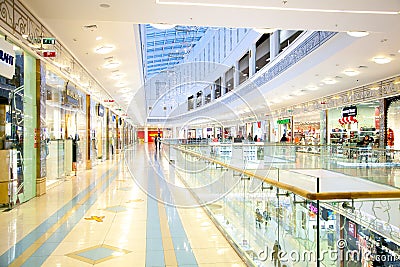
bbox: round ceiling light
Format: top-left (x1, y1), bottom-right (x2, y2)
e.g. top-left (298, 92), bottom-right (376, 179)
top-left (373, 56), bottom-right (392, 64)
top-left (343, 69), bottom-right (360, 76)
top-left (150, 23), bottom-right (176, 30)
top-left (96, 36), bottom-right (103, 41)
top-left (110, 72), bottom-right (126, 80)
top-left (102, 61), bottom-right (120, 69)
top-left (119, 87), bottom-right (131, 93)
top-left (115, 81), bottom-right (128, 87)
top-left (94, 45), bottom-right (115, 54)
top-left (323, 79), bottom-right (337, 85)
top-left (347, 31), bottom-right (369, 37)
top-left (306, 85), bottom-right (319, 91)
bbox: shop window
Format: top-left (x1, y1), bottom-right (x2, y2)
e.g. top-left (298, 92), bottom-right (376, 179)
top-left (387, 99), bottom-right (400, 150)
top-left (224, 67), bottom-right (234, 93)
top-left (196, 91), bottom-right (203, 108)
top-left (214, 78), bottom-right (221, 99)
top-left (255, 34), bottom-right (271, 72)
top-left (204, 86), bottom-right (212, 104)
top-left (238, 51), bottom-right (249, 84)
top-left (279, 30), bottom-right (303, 53)
top-left (187, 95), bottom-right (194, 111)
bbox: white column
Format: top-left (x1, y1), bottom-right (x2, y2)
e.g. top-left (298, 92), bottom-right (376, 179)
top-left (211, 84), bottom-right (215, 101)
top-left (270, 30), bottom-right (280, 60)
top-left (249, 43), bottom-right (256, 76)
top-left (221, 75), bottom-right (226, 96)
top-left (144, 127), bottom-right (148, 143)
top-left (234, 61), bottom-right (240, 88)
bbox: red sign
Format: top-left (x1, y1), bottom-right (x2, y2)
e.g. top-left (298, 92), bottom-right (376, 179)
top-left (348, 221), bottom-right (357, 238)
top-left (104, 99), bottom-right (115, 103)
top-left (42, 50), bottom-right (56, 58)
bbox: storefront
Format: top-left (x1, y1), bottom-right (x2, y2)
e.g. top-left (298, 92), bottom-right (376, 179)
top-left (387, 96), bottom-right (400, 150)
top-left (328, 102), bottom-right (380, 147)
top-left (45, 71), bottom-right (86, 182)
top-left (343, 219), bottom-right (400, 267)
top-left (293, 111), bottom-right (321, 153)
top-left (90, 101), bottom-right (106, 166)
top-left (0, 36), bottom-right (37, 205)
top-left (276, 117), bottom-right (292, 142)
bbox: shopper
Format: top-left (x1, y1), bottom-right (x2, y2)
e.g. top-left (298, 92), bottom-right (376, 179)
top-left (272, 240), bottom-right (281, 267)
top-left (154, 135), bottom-right (158, 150)
top-left (255, 208), bottom-right (262, 229)
top-left (280, 133), bottom-right (287, 142)
top-left (157, 133), bottom-right (161, 150)
top-left (263, 210), bottom-right (270, 228)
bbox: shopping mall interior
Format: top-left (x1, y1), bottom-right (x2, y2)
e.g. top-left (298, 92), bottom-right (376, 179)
top-left (0, 1), bottom-right (399, 266)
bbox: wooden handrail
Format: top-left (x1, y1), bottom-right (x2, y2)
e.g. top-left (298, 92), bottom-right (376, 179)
top-left (171, 145), bottom-right (400, 201)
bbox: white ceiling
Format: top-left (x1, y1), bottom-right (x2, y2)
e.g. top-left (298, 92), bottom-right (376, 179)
top-left (20, 0), bottom-right (400, 126)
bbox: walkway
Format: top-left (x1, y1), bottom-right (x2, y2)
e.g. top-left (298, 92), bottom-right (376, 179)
top-left (0, 144), bottom-right (245, 266)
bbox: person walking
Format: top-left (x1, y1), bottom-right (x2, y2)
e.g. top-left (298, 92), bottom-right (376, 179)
top-left (157, 133), bottom-right (161, 150)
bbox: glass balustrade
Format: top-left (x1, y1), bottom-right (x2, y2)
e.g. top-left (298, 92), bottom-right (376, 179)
top-left (160, 140), bottom-right (400, 267)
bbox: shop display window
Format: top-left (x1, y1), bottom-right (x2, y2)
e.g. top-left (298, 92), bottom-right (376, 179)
top-left (387, 100), bottom-right (400, 150)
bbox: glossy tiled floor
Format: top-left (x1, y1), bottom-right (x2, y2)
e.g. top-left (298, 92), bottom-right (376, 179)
top-left (0, 145), bottom-right (245, 267)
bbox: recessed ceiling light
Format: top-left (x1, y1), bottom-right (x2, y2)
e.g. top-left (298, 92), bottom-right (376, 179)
top-left (323, 79), bottom-right (337, 85)
top-left (13, 45), bottom-right (21, 51)
top-left (115, 81), bottom-right (128, 87)
top-left (292, 90), bottom-right (306, 96)
top-left (119, 87), bottom-right (131, 93)
top-left (94, 45), bottom-right (115, 54)
top-left (254, 28), bottom-right (276, 34)
top-left (22, 34), bottom-right (29, 39)
top-left (99, 3), bottom-right (111, 8)
top-left (343, 69), bottom-right (360, 77)
top-left (347, 31), bottom-right (369, 37)
top-left (306, 85), bottom-right (319, 91)
top-left (96, 36), bottom-right (103, 41)
top-left (150, 23), bottom-right (176, 30)
top-left (102, 61), bottom-right (120, 69)
top-left (373, 56), bottom-right (391, 64)
top-left (110, 72), bottom-right (126, 80)
top-left (283, 95), bottom-right (293, 100)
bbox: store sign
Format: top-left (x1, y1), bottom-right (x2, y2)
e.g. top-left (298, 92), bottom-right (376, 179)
top-left (342, 106), bottom-right (357, 117)
top-left (277, 118), bottom-right (290, 124)
top-left (65, 83), bottom-right (80, 106)
top-left (41, 50), bottom-right (57, 58)
top-left (348, 221), bottom-right (357, 238)
top-left (104, 99), bottom-right (114, 103)
top-left (97, 104), bottom-right (104, 117)
top-left (0, 38), bottom-right (15, 79)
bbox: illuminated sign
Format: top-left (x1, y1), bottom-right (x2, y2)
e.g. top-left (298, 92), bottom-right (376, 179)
top-left (41, 50), bottom-right (57, 58)
top-left (42, 37), bottom-right (56, 45)
top-left (342, 106), bottom-right (357, 117)
top-left (277, 118), bottom-right (290, 124)
top-left (0, 38), bottom-right (15, 79)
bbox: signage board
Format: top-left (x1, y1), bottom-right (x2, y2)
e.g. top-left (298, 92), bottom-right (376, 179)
top-left (97, 104), bottom-right (104, 117)
top-left (42, 37), bottom-right (56, 45)
top-left (104, 99), bottom-right (115, 103)
top-left (0, 38), bottom-right (15, 79)
top-left (277, 118), bottom-right (290, 124)
top-left (41, 50), bottom-right (57, 58)
top-left (342, 106), bottom-right (357, 117)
